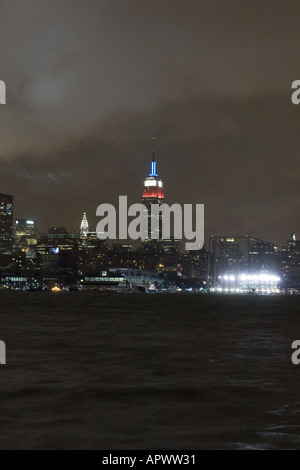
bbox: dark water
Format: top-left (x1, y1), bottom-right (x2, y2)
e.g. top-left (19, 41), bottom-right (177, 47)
top-left (0, 292), bottom-right (300, 449)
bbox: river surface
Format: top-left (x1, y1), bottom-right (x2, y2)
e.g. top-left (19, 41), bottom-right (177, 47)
top-left (0, 292), bottom-right (299, 449)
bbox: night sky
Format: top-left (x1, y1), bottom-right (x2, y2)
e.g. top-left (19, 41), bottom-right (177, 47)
top-left (0, 0), bottom-right (300, 246)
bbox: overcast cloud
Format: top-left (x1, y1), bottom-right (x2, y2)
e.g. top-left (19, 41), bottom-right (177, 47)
top-left (0, 0), bottom-right (299, 244)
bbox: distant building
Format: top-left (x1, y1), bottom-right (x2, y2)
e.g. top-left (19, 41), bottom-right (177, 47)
top-left (37, 228), bottom-right (80, 255)
top-left (188, 247), bottom-right (208, 280)
top-left (141, 140), bottom-right (181, 262)
top-left (142, 138), bottom-right (164, 240)
top-left (108, 244), bottom-right (137, 269)
top-left (208, 235), bottom-right (281, 288)
top-left (80, 212), bottom-right (89, 238)
top-left (14, 219), bottom-right (37, 251)
top-left (209, 237), bottom-right (246, 285)
top-left (37, 228), bottom-right (81, 271)
top-left (48, 226), bottom-right (68, 235)
top-left (281, 232), bottom-right (300, 286)
top-left (248, 239), bottom-right (279, 274)
top-left (0, 193), bottom-right (13, 256)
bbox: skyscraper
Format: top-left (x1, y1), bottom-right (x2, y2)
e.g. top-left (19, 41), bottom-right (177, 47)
top-left (14, 219), bottom-right (37, 249)
top-left (281, 232), bottom-right (300, 285)
top-left (0, 193), bottom-right (13, 256)
top-left (248, 239), bottom-right (279, 273)
top-left (80, 212), bottom-right (89, 238)
top-left (142, 138), bottom-right (164, 240)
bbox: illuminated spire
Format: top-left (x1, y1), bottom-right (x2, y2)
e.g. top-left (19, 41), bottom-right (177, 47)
top-left (143, 137), bottom-right (164, 200)
top-left (80, 212), bottom-right (89, 237)
top-left (149, 136), bottom-right (158, 176)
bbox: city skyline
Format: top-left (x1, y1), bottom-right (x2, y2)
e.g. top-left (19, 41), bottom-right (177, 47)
top-left (1, 163), bottom-right (298, 249)
top-left (0, 142), bottom-right (298, 249)
top-left (2, 152), bottom-right (299, 292)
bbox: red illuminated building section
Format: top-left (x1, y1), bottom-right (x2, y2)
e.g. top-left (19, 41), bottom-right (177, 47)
top-left (142, 185), bottom-right (164, 199)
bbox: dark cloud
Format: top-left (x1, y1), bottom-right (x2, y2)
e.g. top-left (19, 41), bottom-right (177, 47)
top-left (0, 0), bottom-right (300, 245)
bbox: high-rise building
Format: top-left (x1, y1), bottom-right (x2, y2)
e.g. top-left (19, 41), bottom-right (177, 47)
top-left (80, 212), bottom-right (89, 238)
top-left (0, 193), bottom-right (13, 256)
top-left (209, 236), bottom-right (246, 283)
top-left (37, 228), bottom-right (80, 255)
top-left (281, 232), bottom-right (300, 285)
top-left (14, 219), bottom-right (37, 249)
top-left (188, 247), bottom-right (209, 280)
top-left (142, 138), bottom-right (164, 240)
top-left (248, 239), bottom-right (279, 273)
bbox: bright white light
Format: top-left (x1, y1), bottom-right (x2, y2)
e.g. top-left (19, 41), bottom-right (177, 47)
top-left (230, 275), bottom-right (235, 281)
top-left (144, 180), bottom-right (163, 188)
top-left (239, 272), bottom-right (280, 285)
top-left (224, 275), bottom-right (229, 280)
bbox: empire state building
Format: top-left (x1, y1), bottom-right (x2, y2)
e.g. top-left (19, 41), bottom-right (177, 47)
top-left (142, 138), bottom-right (164, 240)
